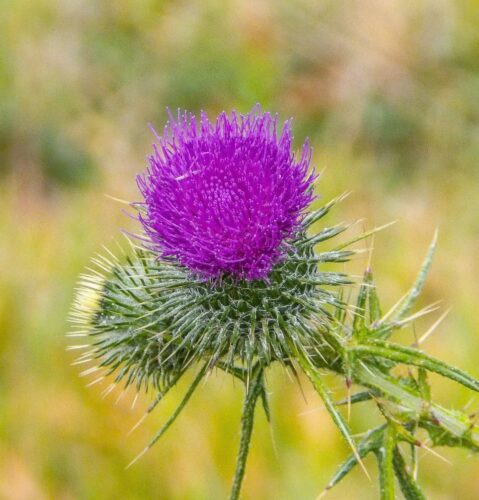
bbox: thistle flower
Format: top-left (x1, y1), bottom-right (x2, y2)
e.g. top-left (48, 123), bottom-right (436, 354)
top-left (137, 107), bottom-right (315, 280)
top-left (73, 108), bottom-right (352, 394)
top-left (70, 107), bottom-right (479, 500)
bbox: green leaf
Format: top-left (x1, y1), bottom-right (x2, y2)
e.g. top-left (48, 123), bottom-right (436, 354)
top-left (299, 272), bottom-right (354, 286)
top-left (293, 347), bottom-right (367, 477)
top-left (355, 363), bottom-right (479, 450)
top-left (127, 363), bottom-right (208, 468)
top-left (259, 384), bottom-right (272, 423)
top-left (353, 271), bottom-right (371, 334)
top-left (299, 223), bottom-right (350, 248)
top-left (421, 420), bottom-right (479, 453)
top-left (352, 339), bottom-right (479, 393)
top-left (323, 425), bottom-right (386, 491)
top-left (394, 231), bottom-right (437, 321)
top-left (367, 275), bottom-right (382, 324)
top-left (134, 363), bottom-right (190, 422)
top-left (312, 250), bottom-right (356, 263)
top-left (302, 193), bottom-right (349, 228)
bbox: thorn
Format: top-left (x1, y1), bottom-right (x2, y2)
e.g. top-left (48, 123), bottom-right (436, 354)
top-left (101, 384), bottom-right (116, 399)
top-left (296, 374), bottom-right (309, 405)
top-left (80, 366), bottom-right (101, 377)
top-left (351, 431), bottom-right (369, 438)
top-left (379, 290), bottom-right (410, 325)
top-left (398, 302), bottom-right (442, 325)
top-left (468, 412), bottom-right (479, 430)
top-left (411, 323), bottom-right (419, 348)
top-left (354, 447), bottom-right (371, 481)
top-left (315, 166), bottom-right (327, 182)
top-left (346, 377), bottom-right (352, 423)
top-left (268, 420), bottom-right (279, 459)
top-left (416, 308), bottom-right (451, 345)
top-left (349, 220), bottom-right (398, 250)
top-left (316, 485), bottom-right (331, 500)
top-left (71, 358), bottom-right (92, 366)
top-left (104, 193), bottom-right (132, 205)
top-left (366, 233), bottom-right (375, 271)
top-left (126, 446), bottom-right (149, 469)
top-left (464, 396), bottom-right (477, 412)
top-left (298, 406), bottom-right (326, 417)
top-left (419, 442), bottom-right (452, 465)
top-left (102, 244), bottom-right (120, 263)
top-left (128, 414), bottom-right (148, 436)
top-left (115, 389), bottom-right (128, 405)
top-left (413, 449), bottom-right (419, 480)
top-left (202, 365), bottom-right (215, 386)
top-left (66, 345), bottom-right (89, 351)
top-left (85, 376), bottom-right (104, 388)
top-left (131, 393), bottom-right (139, 410)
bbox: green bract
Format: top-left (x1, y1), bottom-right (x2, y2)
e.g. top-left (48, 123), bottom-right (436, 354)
top-left (71, 196), bottom-right (353, 392)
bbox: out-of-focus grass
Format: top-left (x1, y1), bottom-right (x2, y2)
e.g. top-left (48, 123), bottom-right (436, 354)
top-left (1, 1), bottom-right (479, 498)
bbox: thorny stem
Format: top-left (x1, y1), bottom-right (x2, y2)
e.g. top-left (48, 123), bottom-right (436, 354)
top-left (376, 425), bottom-right (396, 500)
top-left (229, 365), bottom-right (264, 500)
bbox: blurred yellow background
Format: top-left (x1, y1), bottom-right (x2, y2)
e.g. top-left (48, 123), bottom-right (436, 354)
top-left (1, 1), bottom-right (479, 498)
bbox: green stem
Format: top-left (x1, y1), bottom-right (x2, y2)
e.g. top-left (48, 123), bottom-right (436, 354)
top-left (229, 366), bottom-right (264, 500)
top-left (393, 446), bottom-right (426, 500)
top-left (376, 426), bottom-right (396, 500)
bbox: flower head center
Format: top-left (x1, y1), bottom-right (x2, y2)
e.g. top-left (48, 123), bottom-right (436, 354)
top-left (138, 108), bottom-right (314, 280)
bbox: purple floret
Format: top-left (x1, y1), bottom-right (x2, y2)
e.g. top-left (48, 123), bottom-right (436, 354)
top-left (137, 106), bottom-right (315, 280)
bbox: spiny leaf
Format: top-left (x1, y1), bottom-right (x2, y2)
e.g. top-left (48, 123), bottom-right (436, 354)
top-left (292, 249), bottom-right (355, 263)
top-left (421, 419), bottom-right (479, 453)
top-left (355, 363), bottom-right (479, 448)
top-left (352, 339), bottom-right (479, 393)
top-left (293, 345), bottom-right (369, 478)
top-left (334, 221), bottom-right (397, 251)
top-left (298, 272), bottom-right (354, 286)
top-left (323, 425), bottom-right (386, 491)
top-left (128, 365), bottom-right (190, 435)
top-left (394, 231), bottom-right (438, 321)
top-left (367, 273), bottom-right (382, 324)
top-left (299, 223), bottom-right (350, 248)
top-left (353, 270), bottom-right (371, 334)
top-left (302, 193), bottom-right (349, 228)
top-left (127, 363), bottom-right (208, 468)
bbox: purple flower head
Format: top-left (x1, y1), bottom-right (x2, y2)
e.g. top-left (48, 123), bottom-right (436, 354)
top-left (137, 106), bottom-right (315, 280)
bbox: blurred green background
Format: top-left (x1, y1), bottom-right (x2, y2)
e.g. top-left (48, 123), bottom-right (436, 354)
top-left (1, 0), bottom-right (479, 498)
